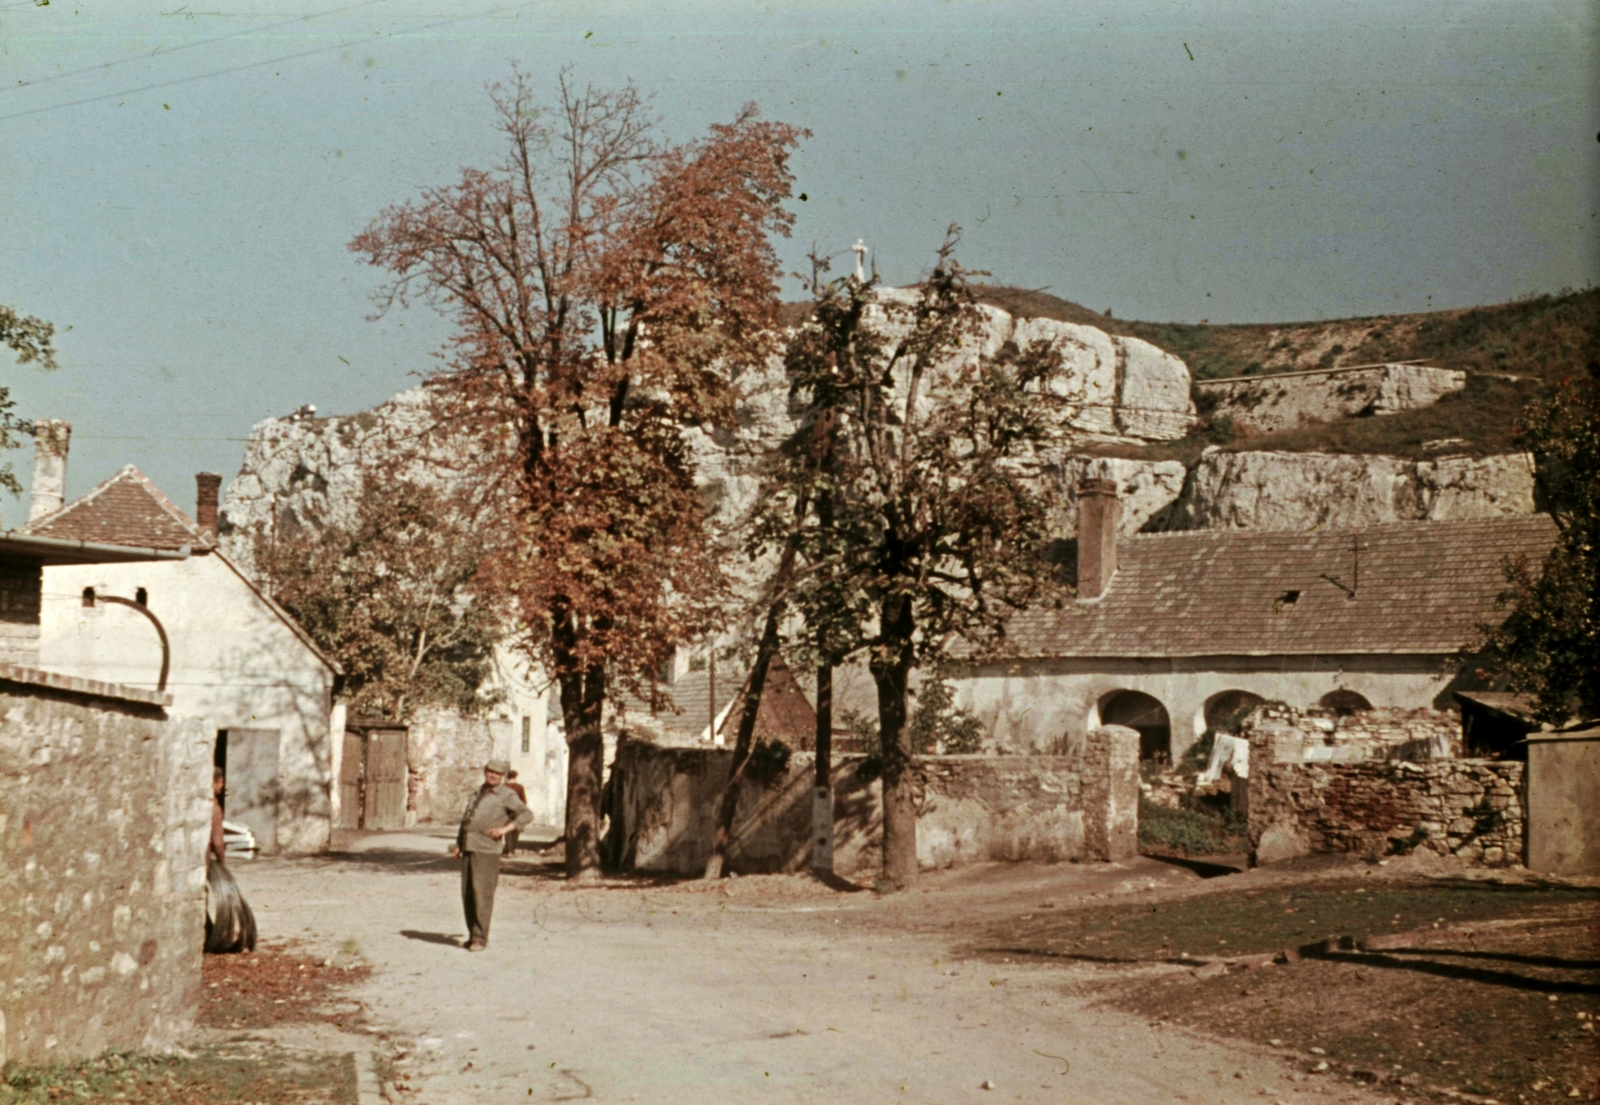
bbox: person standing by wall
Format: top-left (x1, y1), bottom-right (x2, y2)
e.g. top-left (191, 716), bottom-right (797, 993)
top-left (448, 758), bottom-right (532, 951)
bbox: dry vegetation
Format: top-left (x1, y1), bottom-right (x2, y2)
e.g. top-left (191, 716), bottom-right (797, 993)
top-left (961, 285), bottom-right (1600, 460)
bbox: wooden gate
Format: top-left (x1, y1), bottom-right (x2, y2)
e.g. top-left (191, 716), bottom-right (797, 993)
top-left (364, 728), bottom-right (409, 830)
top-left (336, 729), bottom-right (365, 830)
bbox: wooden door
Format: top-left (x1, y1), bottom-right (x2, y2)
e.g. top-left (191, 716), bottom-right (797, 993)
top-left (223, 728), bottom-right (280, 852)
top-left (364, 728), bottom-right (409, 830)
top-left (337, 729), bottom-right (365, 830)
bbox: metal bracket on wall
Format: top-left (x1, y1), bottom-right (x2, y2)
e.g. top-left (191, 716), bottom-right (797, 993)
top-left (91, 594), bottom-right (171, 692)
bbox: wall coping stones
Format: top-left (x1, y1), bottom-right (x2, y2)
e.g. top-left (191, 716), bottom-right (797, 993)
top-left (0, 663), bottom-right (170, 707)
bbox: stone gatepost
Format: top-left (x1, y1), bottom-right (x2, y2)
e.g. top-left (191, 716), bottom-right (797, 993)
top-left (1082, 724), bottom-right (1140, 861)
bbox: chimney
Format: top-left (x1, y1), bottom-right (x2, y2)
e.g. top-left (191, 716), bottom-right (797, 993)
top-left (195, 472), bottom-right (222, 544)
top-left (1076, 478), bottom-right (1120, 601)
top-left (27, 420), bottom-right (71, 523)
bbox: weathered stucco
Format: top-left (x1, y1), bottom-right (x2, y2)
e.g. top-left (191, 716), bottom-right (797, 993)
top-left (1525, 729), bottom-right (1600, 876)
top-left (611, 727), bottom-right (1139, 877)
top-left (0, 682), bottom-right (211, 1066)
top-left (953, 654), bottom-right (1455, 762)
top-left (37, 551), bottom-right (336, 854)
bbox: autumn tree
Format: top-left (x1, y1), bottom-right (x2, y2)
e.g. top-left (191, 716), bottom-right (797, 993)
top-left (350, 70), bottom-right (804, 878)
top-left (1, 303), bottom-right (59, 497)
top-left (262, 475), bottom-right (505, 722)
top-left (1478, 365), bottom-right (1600, 725)
top-left (750, 233), bottom-right (1073, 888)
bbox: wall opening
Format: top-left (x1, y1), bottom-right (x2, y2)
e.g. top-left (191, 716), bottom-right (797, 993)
top-left (1205, 690), bottom-right (1265, 733)
top-left (1099, 690), bottom-right (1172, 762)
top-left (1319, 689), bottom-right (1373, 716)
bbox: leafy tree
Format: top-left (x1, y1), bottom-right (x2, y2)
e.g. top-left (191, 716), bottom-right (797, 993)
top-left (0, 304), bottom-right (59, 498)
top-left (752, 233), bottom-right (1073, 888)
top-left (1478, 366), bottom-right (1600, 725)
top-left (350, 70), bottom-right (805, 877)
top-left (261, 476), bottom-right (504, 722)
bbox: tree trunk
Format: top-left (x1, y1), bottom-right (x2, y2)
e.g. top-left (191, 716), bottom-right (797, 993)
top-left (560, 665), bottom-right (607, 881)
top-left (812, 661), bottom-right (833, 874)
top-left (703, 606), bottom-right (783, 879)
top-left (874, 596), bottom-right (917, 890)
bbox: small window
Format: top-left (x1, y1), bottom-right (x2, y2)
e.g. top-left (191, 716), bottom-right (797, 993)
top-left (520, 716), bottom-right (531, 754)
top-left (135, 587), bottom-right (149, 606)
top-left (82, 587), bottom-right (95, 608)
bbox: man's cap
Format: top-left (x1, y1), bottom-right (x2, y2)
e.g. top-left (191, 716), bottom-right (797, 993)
top-left (485, 758), bottom-right (511, 775)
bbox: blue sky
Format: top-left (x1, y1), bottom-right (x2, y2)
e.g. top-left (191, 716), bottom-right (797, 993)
top-left (1, 0), bottom-right (1595, 514)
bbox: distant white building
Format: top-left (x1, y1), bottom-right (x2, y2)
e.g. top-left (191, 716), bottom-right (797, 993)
top-left (27, 465), bottom-right (340, 854)
top-left (954, 479), bottom-right (1559, 763)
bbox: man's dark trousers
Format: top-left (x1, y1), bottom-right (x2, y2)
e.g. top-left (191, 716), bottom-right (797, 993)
top-left (461, 851), bottom-right (501, 947)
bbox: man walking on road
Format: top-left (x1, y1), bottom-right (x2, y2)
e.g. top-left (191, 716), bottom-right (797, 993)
top-left (448, 758), bottom-right (532, 951)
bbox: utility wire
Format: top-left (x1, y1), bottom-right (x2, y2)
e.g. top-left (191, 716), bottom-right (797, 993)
top-left (0, 1), bottom-right (539, 123)
top-left (0, 0), bottom-right (387, 97)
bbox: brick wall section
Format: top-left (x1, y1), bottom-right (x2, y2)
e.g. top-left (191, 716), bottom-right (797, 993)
top-left (0, 681), bottom-right (212, 1066)
top-left (1248, 758), bottom-right (1525, 867)
top-left (612, 729), bottom-right (1140, 877)
top-left (1242, 704), bottom-right (1462, 764)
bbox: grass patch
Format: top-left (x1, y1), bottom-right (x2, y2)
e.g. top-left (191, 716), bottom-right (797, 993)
top-left (1138, 795), bottom-right (1247, 858)
top-left (0, 1048), bottom-right (357, 1105)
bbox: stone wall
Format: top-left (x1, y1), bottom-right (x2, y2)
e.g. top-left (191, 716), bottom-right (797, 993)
top-left (611, 726), bottom-right (1139, 877)
top-left (1241, 704), bottom-right (1462, 765)
top-left (1248, 758), bottom-right (1525, 867)
top-left (0, 677), bottom-right (211, 1066)
top-left (404, 706), bottom-right (513, 826)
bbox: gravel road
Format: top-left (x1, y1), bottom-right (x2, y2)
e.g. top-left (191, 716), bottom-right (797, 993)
top-left (232, 832), bottom-right (1390, 1105)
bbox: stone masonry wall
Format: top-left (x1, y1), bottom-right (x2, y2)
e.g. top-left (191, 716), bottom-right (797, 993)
top-left (1242, 704), bottom-right (1462, 765)
top-left (612, 726), bottom-right (1140, 877)
top-left (1249, 758), bottom-right (1525, 868)
top-left (0, 682), bottom-right (212, 1066)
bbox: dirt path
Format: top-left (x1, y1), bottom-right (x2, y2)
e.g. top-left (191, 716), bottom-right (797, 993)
top-left (232, 835), bottom-right (1398, 1105)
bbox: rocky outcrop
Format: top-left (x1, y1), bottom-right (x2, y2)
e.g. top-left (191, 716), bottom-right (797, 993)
top-left (1193, 363), bottom-right (1466, 436)
top-left (1148, 450), bottom-right (1537, 532)
top-left (1050, 456), bottom-right (1189, 536)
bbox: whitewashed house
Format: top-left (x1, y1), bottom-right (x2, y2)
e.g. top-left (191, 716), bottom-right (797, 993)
top-left (27, 462), bottom-right (340, 854)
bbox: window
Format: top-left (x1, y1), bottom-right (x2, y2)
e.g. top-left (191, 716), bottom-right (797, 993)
top-left (81, 587), bottom-right (95, 608)
top-left (520, 716), bottom-right (531, 754)
top-left (135, 587), bottom-right (148, 606)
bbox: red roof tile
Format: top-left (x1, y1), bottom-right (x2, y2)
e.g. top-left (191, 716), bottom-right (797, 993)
top-left (991, 514), bottom-right (1559, 659)
top-left (23, 466), bottom-right (204, 552)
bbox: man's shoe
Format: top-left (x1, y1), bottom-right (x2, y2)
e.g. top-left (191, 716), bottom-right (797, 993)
top-left (465, 942), bottom-right (486, 952)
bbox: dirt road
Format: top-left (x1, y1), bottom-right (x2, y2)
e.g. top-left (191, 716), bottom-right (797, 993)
top-left (233, 833), bottom-right (1391, 1105)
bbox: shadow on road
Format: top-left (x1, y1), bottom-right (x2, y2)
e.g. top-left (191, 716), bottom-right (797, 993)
top-left (1142, 853), bottom-right (1245, 880)
top-left (399, 930), bottom-right (464, 948)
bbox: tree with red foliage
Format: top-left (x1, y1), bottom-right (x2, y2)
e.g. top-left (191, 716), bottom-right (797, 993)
top-left (350, 70), bottom-right (805, 878)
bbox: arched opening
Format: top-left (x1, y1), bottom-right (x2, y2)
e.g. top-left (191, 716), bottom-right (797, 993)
top-left (1204, 690), bottom-right (1265, 734)
top-left (1099, 690), bottom-right (1172, 763)
top-left (1319, 689), bottom-right (1373, 716)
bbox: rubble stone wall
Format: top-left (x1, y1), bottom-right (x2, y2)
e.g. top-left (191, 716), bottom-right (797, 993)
top-left (0, 682), bottom-right (212, 1066)
top-left (1242, 704), bottom-right (1462, 764)
top-left (612, 726), bottom-right (1140, 877)
top-left (1248, 758), bottom-right (1525, 867)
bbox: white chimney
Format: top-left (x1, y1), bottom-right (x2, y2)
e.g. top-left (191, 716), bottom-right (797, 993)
top-left (1076, 478), bottom-right (1119, 601)
top-left (28, 420), bottom-right (71, 523)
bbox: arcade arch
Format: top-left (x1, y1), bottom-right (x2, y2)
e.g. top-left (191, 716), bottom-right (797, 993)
top-left (1098, 689), bottom-right (1172, 762)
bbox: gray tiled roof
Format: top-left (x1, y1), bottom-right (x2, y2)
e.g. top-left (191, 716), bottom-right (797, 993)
top-left (993, 514), bottom-right (1558, 659)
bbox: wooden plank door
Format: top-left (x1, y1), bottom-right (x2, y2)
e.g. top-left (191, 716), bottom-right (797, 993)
top-left (337, 730), bottom-right (365, 830)
top-left (364, 728), bottom-right (409, 830)
top-left (222, 728), bottom-right (281, 852)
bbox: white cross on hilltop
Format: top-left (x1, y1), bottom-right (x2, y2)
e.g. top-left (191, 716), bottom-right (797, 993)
top-left (851, 238), bottom-right (868, 282)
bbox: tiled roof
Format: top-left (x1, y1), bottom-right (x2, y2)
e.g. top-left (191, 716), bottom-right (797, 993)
top-left (618, 655), bottom-right (817, 745)
top-left (990, 514), bottom-right (1558, 660)
top-left (23, 466), bottom-right (204, 551)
